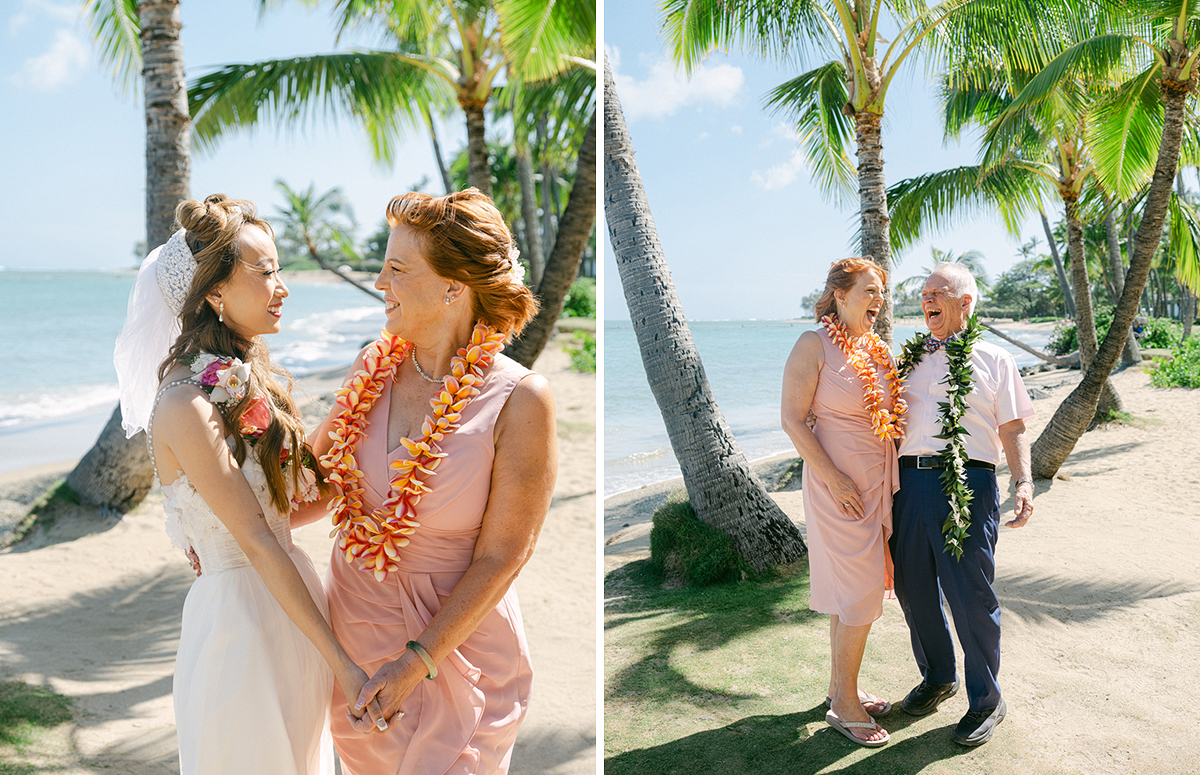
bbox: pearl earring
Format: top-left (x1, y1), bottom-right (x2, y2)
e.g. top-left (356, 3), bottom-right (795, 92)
top-left (219, 301), bottom-right (224, 323)
top-left (444, 297), bottom-right (451, 305)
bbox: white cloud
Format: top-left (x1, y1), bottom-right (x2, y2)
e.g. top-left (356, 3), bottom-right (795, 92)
top-left (8, 0), bottom-right (76, 34)
top-left (8, 28), bottom-right (89, 91)
top-left (607, 45), bottom-right (744, 123)
top-left (731, 125), bottom-right (743, 134)
top-left (696, 131), bottom-right (709, 142)
top-left (751, 148), bottom-right (807, 190)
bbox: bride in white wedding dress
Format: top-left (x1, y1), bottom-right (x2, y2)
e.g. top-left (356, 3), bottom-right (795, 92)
top-left (114, 195), bottom-right (384, 774)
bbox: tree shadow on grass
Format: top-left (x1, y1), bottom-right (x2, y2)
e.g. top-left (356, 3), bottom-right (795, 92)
top-left (996, 571), bottom-right (1192, 625)
top-left (606, 559), bottom-right (819, 705)
top-left (0, 564), bottom-right (190, 768)
top-left (604, 705), bottom-right (970, 775)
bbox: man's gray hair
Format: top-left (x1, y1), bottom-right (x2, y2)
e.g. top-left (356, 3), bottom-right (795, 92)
top-left (930, 263), bottom-right (978, 314)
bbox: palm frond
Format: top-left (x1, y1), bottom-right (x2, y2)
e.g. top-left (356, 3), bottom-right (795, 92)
top-left (764, 60), bottom-right (855, 203)
top-left (660, 0), bottom-right (828, 74)
top-left (83, 0), bottom-right (141, 96)
top-left (496, 0), bottom-right (595, 83)
top-left (188, 52), bottom-right (454, 164)
top-left (1168, 190), bottom-right (1200, 292)
top-left (884, 163), bottom-right (1046, 256)
top-left (1087, 61), bottom-right (1164, 201)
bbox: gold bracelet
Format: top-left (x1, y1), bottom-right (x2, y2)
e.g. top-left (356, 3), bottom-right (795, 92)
top-left (406, 640), bottom-right (437, 679)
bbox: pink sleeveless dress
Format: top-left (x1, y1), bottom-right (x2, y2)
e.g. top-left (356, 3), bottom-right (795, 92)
top-left (800, 328), bottom-right (900, 626)
top-left (326, 355), bottom-right (534, 775)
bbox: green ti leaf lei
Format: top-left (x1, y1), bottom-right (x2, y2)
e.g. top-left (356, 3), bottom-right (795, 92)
top-left (895, 314), bottom-right (984, 560)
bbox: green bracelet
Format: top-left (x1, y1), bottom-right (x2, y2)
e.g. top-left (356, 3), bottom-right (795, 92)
top-left (406, 640), bottom-right (438, 679)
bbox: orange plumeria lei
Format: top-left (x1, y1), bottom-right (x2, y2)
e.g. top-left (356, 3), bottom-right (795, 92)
top-left (820, 314), bottom-right (907, 441)
top-left (319, 322), bottom-right (507, 581)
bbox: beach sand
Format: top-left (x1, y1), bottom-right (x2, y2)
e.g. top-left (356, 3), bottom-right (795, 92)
top-left (0, 332), bottom-right (596, 775)
top-left (604, 362), bottom-right (1200, 774)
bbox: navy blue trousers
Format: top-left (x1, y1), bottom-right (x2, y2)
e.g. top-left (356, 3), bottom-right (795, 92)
top-left (890, 467), bottom-right (1002, 712)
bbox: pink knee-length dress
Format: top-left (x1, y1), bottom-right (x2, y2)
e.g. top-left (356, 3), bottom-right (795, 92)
top-left (327, 355), bottom-right (534, 775)
top-left (800, 327), bottom-right (900, 626)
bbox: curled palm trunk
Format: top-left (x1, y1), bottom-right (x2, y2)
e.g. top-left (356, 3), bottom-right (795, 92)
top-left (604, 58), bottom-right (806, 571)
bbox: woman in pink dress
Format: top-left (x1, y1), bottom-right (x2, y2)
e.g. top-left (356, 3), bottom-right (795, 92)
top-left (781, 258), bottom-right (903, 747)
top-left (300, 189), bottom-right (557, 774)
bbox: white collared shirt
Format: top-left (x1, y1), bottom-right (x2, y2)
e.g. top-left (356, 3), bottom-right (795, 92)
top-left (897, 339), bottom-right (1035, 466)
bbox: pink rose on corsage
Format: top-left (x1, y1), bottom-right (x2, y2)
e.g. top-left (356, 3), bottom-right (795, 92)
top-left (240, 396), bottom-right (271, 440)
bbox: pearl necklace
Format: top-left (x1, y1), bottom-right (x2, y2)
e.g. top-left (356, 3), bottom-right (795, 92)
top-left (411, 350), bottom-right (442, 384)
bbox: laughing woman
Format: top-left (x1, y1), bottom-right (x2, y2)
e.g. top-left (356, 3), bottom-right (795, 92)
top-left (301, 188), bottom-right (557, 774)
top-left (781, 258), bottom-right (905, 748)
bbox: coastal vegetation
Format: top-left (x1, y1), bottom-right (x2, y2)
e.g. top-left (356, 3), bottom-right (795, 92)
top-left (0, 680), bottom-right (73, 772)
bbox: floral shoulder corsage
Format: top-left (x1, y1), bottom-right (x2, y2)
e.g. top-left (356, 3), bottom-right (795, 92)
top-left (185, 352), bottom-right (320, 503)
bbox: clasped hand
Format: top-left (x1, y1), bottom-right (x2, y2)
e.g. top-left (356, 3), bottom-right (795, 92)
top-left (344, 650), bottom-right (428, 735)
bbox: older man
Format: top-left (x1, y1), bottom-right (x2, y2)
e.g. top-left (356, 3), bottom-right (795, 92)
top-left (890, 263), bottom-right (1035, 746)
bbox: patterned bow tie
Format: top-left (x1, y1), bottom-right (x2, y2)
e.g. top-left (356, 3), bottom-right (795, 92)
top-left (925, 333), bottom-right (959, 353)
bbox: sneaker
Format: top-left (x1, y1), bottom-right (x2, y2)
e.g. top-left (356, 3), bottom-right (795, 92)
top-left (951, 698), bottom-right (1007, 747)
top-left (900, 679), bottom-right (959, 716)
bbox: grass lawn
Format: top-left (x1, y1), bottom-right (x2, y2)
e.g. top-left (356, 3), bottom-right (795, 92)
top-left (605, 558), bottom-right (1032, 775)
top-left (0, 680), bottom-right (73, 774)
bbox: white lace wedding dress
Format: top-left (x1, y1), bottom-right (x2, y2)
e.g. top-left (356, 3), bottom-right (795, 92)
top-left (158, 438), bottom-right (333, 774)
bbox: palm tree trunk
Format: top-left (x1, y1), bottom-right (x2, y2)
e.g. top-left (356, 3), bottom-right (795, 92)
top-left (140, 0), bottom-right (190, 247)
top-left (856, 111), bottom-right (893, 346)
top-left (1182, 288), bottom-right (1196, 340)
top-left (1040, 207), bottom-right (1075, 318)
top-left (537, 117), bottom-right (557, 260)
top-left (462, 98), bottom-right (491, 197)
top-left (1104, 205), bottom-right (1142, 365)
top-left (1032, 76), bottom-right (1192, 478)
top-left (981, 322), bottom-right (1078, 366)
top-left (1065, 200), bottom-right (1122, 415)
top-left (66, 0), bottom-right (190, 511)
top-left (508, 112), bottom-right (596, 367)
top-left (603, 58), bottom-right (805, 571)
top-left (422, 105), bottom-right (453, 195)
top-left (516, 136), bottom-right (546, 291)
top-left (306, 242), bottom-right (384, 302)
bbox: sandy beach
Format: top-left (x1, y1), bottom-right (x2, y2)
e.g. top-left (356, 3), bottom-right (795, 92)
top-left (0, 333), bottom-right (596, 774)
top-left (605, 356), bottom-right (1200, 773)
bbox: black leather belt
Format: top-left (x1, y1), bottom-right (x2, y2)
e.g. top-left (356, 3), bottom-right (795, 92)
top-left (900, 455), bottom-right (995, 472)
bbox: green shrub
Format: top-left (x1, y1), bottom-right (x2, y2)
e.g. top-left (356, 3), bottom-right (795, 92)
top-left (1150, 336), bottom-right (1200, 388)
top-left (564, 331), bottom-right (595, 373)
top-left (561, 277), bottom-right (596, 319)
top-left (1048, 307), bottom-right (1180, 354)
top-left (649, 492), bottom-right (756, 586)
top-left (1028, 316), bottom-right (1061, 324)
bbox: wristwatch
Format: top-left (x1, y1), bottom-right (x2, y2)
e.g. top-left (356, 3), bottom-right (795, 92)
top-left (1014, 477), bottom-right (1033, 488)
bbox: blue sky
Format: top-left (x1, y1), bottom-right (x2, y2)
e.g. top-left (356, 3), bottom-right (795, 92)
top-left (0, 0), bottom-right (452, 271)
top-left (602, 0), bottom-right (1049, 321)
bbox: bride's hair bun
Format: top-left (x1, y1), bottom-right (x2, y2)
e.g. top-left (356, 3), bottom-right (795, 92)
top-left (176, 195), bottom-right (262, 261)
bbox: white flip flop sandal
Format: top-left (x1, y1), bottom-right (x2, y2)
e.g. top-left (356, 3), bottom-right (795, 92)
top-left (826, 709), bottom-right (890, 747)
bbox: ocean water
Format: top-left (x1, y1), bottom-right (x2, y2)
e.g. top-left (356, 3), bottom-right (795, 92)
top-left (604, 319), bottom-right (1053, 498)
top-left (0, 270), bottom-right (386, 472)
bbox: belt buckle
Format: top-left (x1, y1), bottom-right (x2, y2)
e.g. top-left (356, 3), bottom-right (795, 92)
top-left (916, 455), bottom-right (938, 470)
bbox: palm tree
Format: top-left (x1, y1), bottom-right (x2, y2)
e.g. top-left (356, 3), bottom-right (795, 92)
top-left (604, 56), bottom-right (806, 572)
top-left (1023, 2), bottom-right (1200, 477)
top-left (895, 246), bottom-right (989, 295)
top-left (272, 180), bottom-right (384, 301)
top-left (188, 0), bottom-right (596, 367)
top-left (663, 0), bottom-right (1000, 344)
top-left (66, 0), bottom-right (192, 511)
top-left (886, 5), bottom-right (1145, 413)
